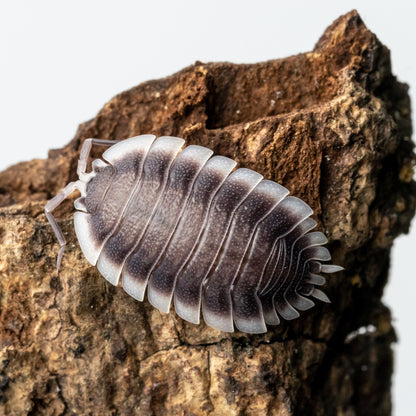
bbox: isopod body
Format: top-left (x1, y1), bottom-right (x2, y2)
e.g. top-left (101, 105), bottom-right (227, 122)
top-left (45, 135), bottom-right (342, 334)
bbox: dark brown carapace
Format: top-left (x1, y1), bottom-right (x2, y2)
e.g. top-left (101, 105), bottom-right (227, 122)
top-left (45, 135), bottom-right (342, 333)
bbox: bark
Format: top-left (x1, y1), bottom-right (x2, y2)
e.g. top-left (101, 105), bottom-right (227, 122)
top-left (0, 10), bottom-right (414, 416)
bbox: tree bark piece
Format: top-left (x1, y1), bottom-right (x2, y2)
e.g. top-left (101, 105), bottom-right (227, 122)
top-left (0, 10), bottom-right (414, 416)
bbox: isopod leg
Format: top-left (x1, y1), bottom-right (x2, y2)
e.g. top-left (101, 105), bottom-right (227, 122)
top-left (45, 181), bottom-right (83, 270)
top-left (77, 138), bottom-right (121, 178)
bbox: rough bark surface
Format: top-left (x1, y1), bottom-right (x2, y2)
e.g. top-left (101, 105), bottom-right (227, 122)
top-left (0, 10), bottom-right (414, 416)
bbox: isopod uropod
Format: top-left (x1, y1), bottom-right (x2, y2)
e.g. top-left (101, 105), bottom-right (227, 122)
top-left (45, 135), bottom-right (342, 334)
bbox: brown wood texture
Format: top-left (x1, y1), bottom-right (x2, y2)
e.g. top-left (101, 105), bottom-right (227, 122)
top-left (0, 10), bottom-right (414, 416)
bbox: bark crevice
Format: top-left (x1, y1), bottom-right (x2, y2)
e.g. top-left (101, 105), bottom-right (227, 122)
top-left (0, 10), bottom-right (414, 416)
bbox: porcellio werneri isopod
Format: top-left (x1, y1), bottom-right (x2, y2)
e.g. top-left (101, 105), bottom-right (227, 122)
top-left (45, 135), bottom-right (343, 334)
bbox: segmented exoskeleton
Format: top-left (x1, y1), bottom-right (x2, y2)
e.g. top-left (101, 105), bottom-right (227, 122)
top-left (45, 135), bottom-right (342, 333)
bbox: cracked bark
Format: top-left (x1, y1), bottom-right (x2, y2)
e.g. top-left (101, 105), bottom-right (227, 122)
top-left (0, 10), bottom-right (415, 416)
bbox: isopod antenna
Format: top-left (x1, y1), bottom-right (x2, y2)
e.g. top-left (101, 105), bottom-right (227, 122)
top-left (44, 138), bottom-right (121, 269)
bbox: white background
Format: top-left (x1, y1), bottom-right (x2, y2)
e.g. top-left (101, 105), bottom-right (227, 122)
top-left (1, 1), bottom-right (415, 414)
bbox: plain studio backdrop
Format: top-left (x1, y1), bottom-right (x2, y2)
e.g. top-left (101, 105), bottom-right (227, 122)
top-left (1, 1), bottom-right (415, 414)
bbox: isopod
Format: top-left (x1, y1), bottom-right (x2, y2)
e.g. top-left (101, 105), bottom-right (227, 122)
top-left (45, 135), bottom-right (342, 333)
